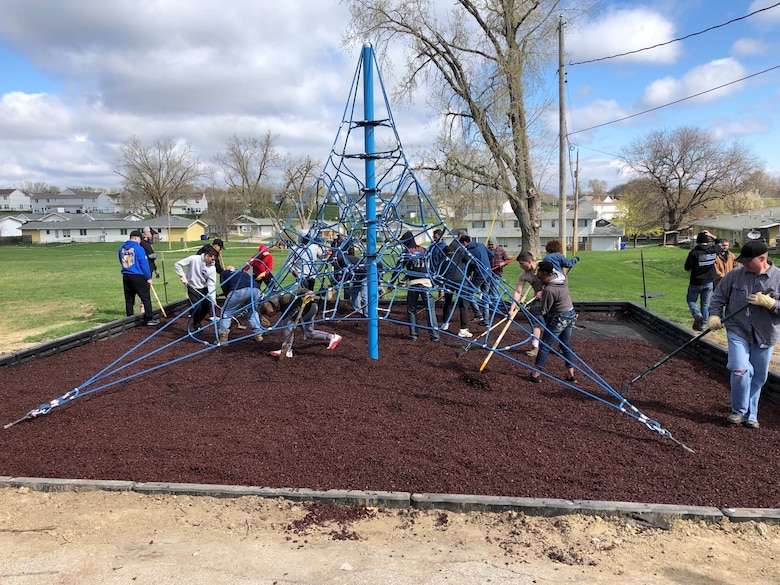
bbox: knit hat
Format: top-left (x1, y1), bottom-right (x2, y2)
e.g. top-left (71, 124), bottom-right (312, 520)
top-left (696, 232), bottom-right (710, 244)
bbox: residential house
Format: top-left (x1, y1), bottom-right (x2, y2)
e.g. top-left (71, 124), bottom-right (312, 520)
top-left (20, 214), bottom-right (208, 244)
top-left (30, 188), bottom-right (120, 214)
top-left (691, 207), bottom-right (780, 250)
top-left (0, 215), bottom-right (26, 237)
top-left (169, 192), bottom-right (208, 215)
top-left (463, 200), bottom-right (610, 252)
top-left (0, 188), bottom-right (31, 211)
top-left (589, 219), bottom-right (625, 251)
top-left (586, 196), bottom-right (620, 221)
top-left (229, 215), bottom-right (278, 242)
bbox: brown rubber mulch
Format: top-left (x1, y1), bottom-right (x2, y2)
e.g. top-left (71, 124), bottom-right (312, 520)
top-left (1, 309), bottom-right (778, 509)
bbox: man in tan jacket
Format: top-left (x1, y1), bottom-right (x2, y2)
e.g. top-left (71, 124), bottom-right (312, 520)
top-left (714, 238), bottom-right (736, 289)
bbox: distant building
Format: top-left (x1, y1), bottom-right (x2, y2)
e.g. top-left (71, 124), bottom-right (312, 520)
top-left (0, 215), bottom-right (26, 237)
top-left (168, 192), bottom-right (208, 215)
top-left (229, 215), bottom-right (278, 241)
top-left (463, 199), bottom-right (623, 252)
top-left (0, 188), bottom-right (31, 212)
top-left (691, 207), bottom-right (780, 249)
top-left (30, 188), bottom-right (120, 214)
top-left (20, 214), bottom-right (208, 244)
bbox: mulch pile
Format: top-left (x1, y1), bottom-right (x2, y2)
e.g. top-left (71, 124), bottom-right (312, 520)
top-left (1, 308), bottom-right (778, 508)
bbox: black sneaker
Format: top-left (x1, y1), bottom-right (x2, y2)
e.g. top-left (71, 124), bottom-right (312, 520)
top-left (524, 374), bottom-right (542, 383)
top-left (145, 319), bottom-right (160, 326)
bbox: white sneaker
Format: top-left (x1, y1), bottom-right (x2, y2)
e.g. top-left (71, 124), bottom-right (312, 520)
top-left (458, 329), bottom-right (473, 338)
top-left (327, 334), bottom-right (343, 350)
top-left (441, 322), bottom-right (449, 331)
top-left (270, 348), bottom-right (294, 358)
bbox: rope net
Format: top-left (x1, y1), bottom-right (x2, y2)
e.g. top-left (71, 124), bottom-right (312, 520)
top-left (4, 47), bottom-right (692, 451)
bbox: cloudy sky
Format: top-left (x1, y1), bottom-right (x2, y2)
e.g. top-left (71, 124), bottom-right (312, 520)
top-left (0, 0), bottom-right (778, 195)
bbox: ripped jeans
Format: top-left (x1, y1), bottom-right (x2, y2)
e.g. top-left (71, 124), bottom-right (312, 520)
top-left (726, 330), bottom-right (774, 422)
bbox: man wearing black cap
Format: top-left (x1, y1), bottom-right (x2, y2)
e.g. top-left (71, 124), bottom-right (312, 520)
top-left (198, 238), bottom-right (225, 274)
top-left (140, 227), bottom-right (159, 278)
top-left (118, 230), bottom-right (158, 326)
top-left (684, 230), bottom-right (718, 331)
top-left (708, 240), bottom-right (780, 429)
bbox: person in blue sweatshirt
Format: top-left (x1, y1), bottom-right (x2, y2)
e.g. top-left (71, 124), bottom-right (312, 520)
top-left (118, 230), bottom-right (158, 326)
top-left (541, 239), bottom-right (579, 274)
top-left (459, 233), bottom-right (494, 324)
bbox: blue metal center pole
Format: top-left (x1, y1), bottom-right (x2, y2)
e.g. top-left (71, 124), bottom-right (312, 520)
top-left (363, 43), bottom-right (378, 359)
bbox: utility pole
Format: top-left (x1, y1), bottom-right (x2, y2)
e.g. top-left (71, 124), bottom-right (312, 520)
top-left (572, 150), bottom-right (580, 255)
top-left (558, 15), bottom-right (567, 249)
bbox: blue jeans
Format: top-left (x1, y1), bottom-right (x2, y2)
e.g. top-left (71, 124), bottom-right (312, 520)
top-left (219, 287), bottom-right (262, 333)
top-left (687, 283), bottom-right (712, 319)
top-left (407, 286), bottom-right (439, 341)
top-left (534, 309), bottom-right (577, 370)
top-left (726, 330), bottom-right (774, 422)
top-left (349, 279), bottom-right (369, 314)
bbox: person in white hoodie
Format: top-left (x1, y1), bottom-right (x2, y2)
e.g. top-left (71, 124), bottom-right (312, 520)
top-left (175, 245), bottom-right (218, 330)
top-left (525, 261), bottom-right (578, 384)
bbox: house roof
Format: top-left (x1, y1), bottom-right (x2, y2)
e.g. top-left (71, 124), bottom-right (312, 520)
top-left (591, 222), bottom-right (625, 237)
top-left (694, 207), bottom-right (780, 231)
top-left (232, 214), bottom-right (276, 226)
top-left (21, 215), bottom-right (206, 231)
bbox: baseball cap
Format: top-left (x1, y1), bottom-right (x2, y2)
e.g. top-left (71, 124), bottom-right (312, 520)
top-left (736, 240), bottom-right (768, 263)
top-left (129, 230), bottom-right (143, 238)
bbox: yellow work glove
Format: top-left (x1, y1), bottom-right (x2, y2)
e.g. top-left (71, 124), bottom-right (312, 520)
top-left (748, 292), bottom-right (776, 310)
top-left (707, 315), bottom-right (723, 331)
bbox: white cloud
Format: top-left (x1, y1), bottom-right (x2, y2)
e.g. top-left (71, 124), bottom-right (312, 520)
top-left (568, 99), bottom-right (629, 138)
top-left (748, 0), bottom-right (780, 26)
top-left (567, 7), bottom-right (680, 64)
top-left (641, 58), bottom-right (747, 107)
top-left (0, 92), bottom-right (73, 139)
top-left (731, 38), bottom-right (769, 56)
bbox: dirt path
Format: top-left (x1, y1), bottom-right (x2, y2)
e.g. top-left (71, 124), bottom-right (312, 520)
top-left (1, 488), bottom-right (778, 585)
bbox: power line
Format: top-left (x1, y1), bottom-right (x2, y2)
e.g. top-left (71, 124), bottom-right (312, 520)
top-left (569, 2), bottom-right (780, 66)
top-left (568, 63), bottom-right (780, 136)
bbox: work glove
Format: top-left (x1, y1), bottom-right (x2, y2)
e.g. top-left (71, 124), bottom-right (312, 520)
top-left (154, 269), bottom-right (160, 278)
top-left (748, 292), bottom-right (776, 310)
top-left (573, 256), bottom-right (580, 263)
top-left (707, 316), bottom-right (723, 331)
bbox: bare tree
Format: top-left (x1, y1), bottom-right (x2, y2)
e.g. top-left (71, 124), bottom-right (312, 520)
top-left (204, 188), bottom-right (246, 241)
top-left (113, 135), bottom-right (206, 217)
top-left (420, 141), bottom-right (504, 226)
top-left (15, 181), bottom-right (58, 194)
top-left (279, 155), bottom-right (322, 232)
top-left (343, 0), bottom-right (594, 256)
top-left (213, 132), bottom-right (281, 215)
top-left (621, 126), bottom-right (763, 232)
top-left (742, 169), bottom-right (780, 200)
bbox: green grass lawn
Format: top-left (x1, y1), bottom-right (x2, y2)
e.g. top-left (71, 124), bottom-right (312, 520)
top-left (0, 241), bottom-right (720, 350)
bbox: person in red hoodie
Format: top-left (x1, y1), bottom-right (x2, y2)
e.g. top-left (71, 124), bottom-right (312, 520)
top-left (246, 243), bottom-right (274, 287)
